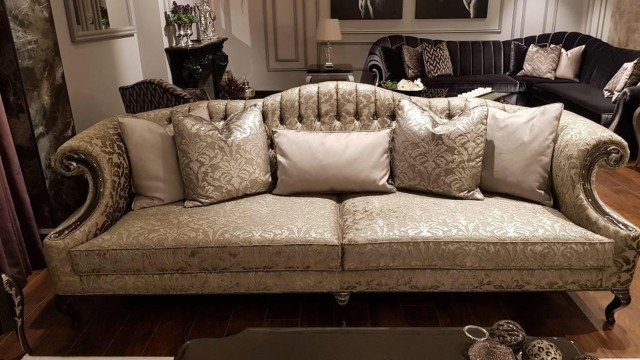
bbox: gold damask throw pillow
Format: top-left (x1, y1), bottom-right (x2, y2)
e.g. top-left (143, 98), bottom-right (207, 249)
top-left (172, 106), bottom-right (272, 207)
top-left (393, 99), bottom-right (488, 200)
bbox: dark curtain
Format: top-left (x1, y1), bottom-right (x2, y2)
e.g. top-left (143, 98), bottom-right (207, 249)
top-left (0, 93), bottom-right (44, 288)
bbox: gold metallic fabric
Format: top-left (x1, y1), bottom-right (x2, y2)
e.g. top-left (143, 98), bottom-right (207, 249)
top-left (393, 99), bottom-right (488, 200)
top-left (173, 106), bottom-right (272, 207)
top-left (70, 194), bottom-right (341, 274)
top-left (340, 191), bottom-right (613, 271)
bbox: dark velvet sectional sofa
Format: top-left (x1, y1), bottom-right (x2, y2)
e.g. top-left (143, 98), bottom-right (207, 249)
top-left (365, 32), bottom-right (640, 158)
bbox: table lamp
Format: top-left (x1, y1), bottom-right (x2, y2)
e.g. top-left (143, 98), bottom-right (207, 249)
top-left (316, 19), bottom-right (342, 69)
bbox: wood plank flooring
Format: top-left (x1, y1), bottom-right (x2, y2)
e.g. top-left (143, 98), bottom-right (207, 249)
top-left (1, 166), bottom-right (640, 359)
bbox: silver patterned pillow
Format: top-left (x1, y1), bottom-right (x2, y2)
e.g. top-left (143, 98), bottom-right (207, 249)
top-left (172, 106), bottom-right (272, 208)
top-left (517, 44), bottom-right (561, 79)
top-left (393, 99), bottom-right (488, 200)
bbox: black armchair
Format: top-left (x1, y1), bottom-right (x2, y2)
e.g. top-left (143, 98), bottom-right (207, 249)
top-left (119, 78), bottom-right (210, 114)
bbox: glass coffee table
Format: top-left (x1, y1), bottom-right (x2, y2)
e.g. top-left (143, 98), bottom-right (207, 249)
top-left (174, 327), bottom-right (584, 360)
top-left (384, 85), bottom-right (519, 105)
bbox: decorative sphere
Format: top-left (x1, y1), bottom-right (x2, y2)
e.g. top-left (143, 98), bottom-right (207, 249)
top-left (468, 340), bottom-right (516, 360)
top-left (523, 340), bottom-right (563, 360)
top-left (489, 320), bottom-right (527, 352)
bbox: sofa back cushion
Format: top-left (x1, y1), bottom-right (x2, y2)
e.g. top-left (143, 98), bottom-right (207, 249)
top-left (371, 35), bottom-right (508, 77)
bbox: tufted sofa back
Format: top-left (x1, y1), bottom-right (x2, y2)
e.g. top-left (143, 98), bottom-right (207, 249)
top-left (368, 32), bottom-right (640, 89)
top-left (134, 82), bottom-right (521, 133)
top-left (369, 34), bottom-right (509, 79)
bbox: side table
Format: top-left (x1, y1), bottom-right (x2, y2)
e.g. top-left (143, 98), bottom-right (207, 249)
top-left (306, 64), bottom-right (354, 83)
top-left (165, 38), bottom-right (229, 99)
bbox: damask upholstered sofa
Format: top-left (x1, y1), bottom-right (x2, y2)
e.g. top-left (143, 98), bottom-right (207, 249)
top-left (44, 82), bottom-right (640, 324)
top-left (365, 32), bottom-right (640, 158)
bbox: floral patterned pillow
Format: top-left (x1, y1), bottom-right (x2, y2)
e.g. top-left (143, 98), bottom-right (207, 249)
top-left (393, 99), bottom-right (488, 200)
top-left (172, 106), bottom-right (272, 207)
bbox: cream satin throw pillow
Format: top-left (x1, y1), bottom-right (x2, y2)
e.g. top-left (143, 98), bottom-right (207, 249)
top-left (481, 103), bottom-right (564, 206)
top-left (272, 129), bottom-right (395, 195)
top-left (393, 99), bottom-right (488, 200)
top-left (119, 117), bottom-right (185, 210)
top-left (555, 45), bottom-right (585, 80)
top-left (173, 106), bottom-right (272, 207)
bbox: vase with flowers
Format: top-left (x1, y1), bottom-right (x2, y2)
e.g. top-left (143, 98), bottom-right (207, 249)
top-left (168, 2), bottom-right (197, 46)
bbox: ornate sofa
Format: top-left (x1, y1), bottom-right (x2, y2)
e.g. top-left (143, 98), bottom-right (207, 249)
top-left (365, 32), bottom-right (640, 158)
top-left (44, 82), bottom-right (640, 324)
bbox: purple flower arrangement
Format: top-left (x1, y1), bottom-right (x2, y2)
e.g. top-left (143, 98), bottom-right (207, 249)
top-left (169, 1), bottom-right (197, 25)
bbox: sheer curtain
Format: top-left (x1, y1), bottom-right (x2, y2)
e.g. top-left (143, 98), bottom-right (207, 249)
top-left (0, 94), bottom-right (44, 288)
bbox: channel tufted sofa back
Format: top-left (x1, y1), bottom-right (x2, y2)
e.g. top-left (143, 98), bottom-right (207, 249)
top-left (134, 82), bottom-right (519, 135)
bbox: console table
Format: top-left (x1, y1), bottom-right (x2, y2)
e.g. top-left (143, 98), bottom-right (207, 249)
top-left (165, 38), bottom-right (229, 99)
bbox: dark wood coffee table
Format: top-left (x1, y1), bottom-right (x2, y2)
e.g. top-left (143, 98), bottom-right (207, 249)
top-left (174, 327), bottom-right (584, 360)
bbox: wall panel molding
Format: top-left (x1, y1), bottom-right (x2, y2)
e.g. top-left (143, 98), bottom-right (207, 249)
top-left (263, 0), bottom-right (307, 71)
top-left (263, 0), bottom-right (605, 74)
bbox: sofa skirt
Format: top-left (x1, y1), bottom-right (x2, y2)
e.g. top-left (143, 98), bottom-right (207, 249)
top-left (59, 268), bottom-right (610, 295)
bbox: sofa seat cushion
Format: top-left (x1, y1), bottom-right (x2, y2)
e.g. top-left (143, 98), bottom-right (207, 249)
top-left (421, 74), bottom-right (520, 94)
top-left (340, 191), bottom-right (613, 271)
top-left (532, 82), bottom-right (615, 122)
top-left (70, 194), bottom-right (341, 275)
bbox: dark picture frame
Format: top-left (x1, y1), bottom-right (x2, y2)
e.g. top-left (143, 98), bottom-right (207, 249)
top-left (416, 0), bottom-right (489, 19)
top-left (331, 0), bottom-right (403, 20)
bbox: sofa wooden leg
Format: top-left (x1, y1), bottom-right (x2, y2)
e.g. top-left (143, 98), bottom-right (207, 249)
top-left (55, 295), bottom-right (82, 329)
top-left (605, 290), bottom-right (631, 325)
top-left (334, 292), bottom-right (351, 307)
top-left (2, 274), bottom-right (32, 354)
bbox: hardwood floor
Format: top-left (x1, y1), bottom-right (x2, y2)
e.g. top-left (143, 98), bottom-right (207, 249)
top-left (1, 166), bottom-right (639, 359)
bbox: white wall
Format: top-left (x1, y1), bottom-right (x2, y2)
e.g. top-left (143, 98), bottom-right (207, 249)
top-left (51, 0), bottom-right (144, 131)
top-left (208, 0), bottom-right (613, 91)
top-left (132, 0), bottom-right (172, 80)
